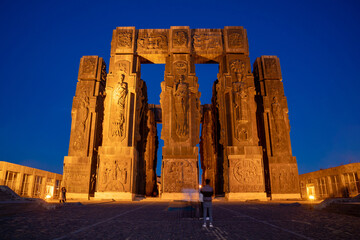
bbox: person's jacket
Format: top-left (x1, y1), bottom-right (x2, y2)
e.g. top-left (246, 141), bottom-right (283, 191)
top-left (200, 185), bottom-right (213, 202)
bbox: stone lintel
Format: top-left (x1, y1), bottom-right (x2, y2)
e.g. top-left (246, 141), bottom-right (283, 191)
top-left (110, 26), bottom-right (250, 64)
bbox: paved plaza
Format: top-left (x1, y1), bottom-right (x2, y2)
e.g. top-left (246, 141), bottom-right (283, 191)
top-left (1, 200), bottom-right (359, 240)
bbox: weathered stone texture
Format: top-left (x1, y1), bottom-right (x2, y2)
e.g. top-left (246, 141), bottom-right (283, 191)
top-left (63, 26), bottom-right (300, 201)
top-left (253, 56), bottom-right (300, 199)
top-left (144, 109), bottom-right (158, 196)
top-left (200, 104), bottom-right (218, 193)
top-left (160, 53), bottom-right (201, 199)
top-left (63, 56), bottom-right (106, 198)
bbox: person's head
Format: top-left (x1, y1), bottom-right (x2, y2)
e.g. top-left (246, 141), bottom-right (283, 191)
top-left (205, 179), bottom-right (210, 185)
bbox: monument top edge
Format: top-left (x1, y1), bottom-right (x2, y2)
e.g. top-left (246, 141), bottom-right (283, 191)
top-left (114, 26), bottom-right (246, 30)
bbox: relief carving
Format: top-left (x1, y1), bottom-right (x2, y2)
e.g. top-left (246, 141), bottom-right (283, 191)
top-left (115, 61), bottom-right (129, 74)
top-left (81, 57), bottom-right (97, 75)
top-left (101, 159), bottom-right (128, 192)
top-left (230, 60), bottom-right (246, 82)
top-left (264, 58), bottom-right (278, 78)
top-left (173, 30), bottom-right (188, 47)
top-left (137, 32), bottom-right (168, 50)
top-left (111, 74), bottom-right (128, 139)
top-left (100, 63), bottom-right (107, 82)
top-left (233, 82), bottom-right (248, 122)
top-left (174, 79), bottom-right (189, 138)
top-left (135, 79), bottom-right (146, 142)
top-left (233, 160), bottom-right (261, 184)
top-left (193, 32), bottom-right (222, 50)
top-left (164, 161), bottom-right (194, 192)
top-left (271, 165), bottom-right (297, 193)
top-left (271, 97), bottom-right (287, 153)
top-left (233, 82), bottom-right (250, 142)
top-left (174, 61), bottom-right (187, 77)
top-left (117, 30), bottom-right (133, 48)
top-left (73, 87), bottom-right (90, 152)
top-left (228, 30), bottom-right (244, 48)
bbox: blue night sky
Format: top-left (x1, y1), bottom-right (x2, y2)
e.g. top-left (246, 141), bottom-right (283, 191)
top-left (0, 0), bottom-right (359, 177)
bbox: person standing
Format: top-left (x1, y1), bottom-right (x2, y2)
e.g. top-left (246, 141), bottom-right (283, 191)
top-left (200, 179), bottom-right (214, 228)
top-left (60, 187), bottom-right (67, 203)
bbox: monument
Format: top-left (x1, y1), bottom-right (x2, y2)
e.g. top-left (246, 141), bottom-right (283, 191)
top-left (63, 26), bottom-right (300, 200)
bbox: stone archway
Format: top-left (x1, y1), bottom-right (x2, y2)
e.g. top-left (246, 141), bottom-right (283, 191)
top-left (63, 26), bottom-right (301, 201)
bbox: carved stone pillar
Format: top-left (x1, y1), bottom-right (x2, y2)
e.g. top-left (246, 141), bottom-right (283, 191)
top-left (144, 109), bottom-right (158, 196)
top-left (95, 27), bottom-right (147, 200)
top-left (160, 50), bottom-right (201, 199)
top-left (200, 104), bottom-right (218, 193)
top-left (215, 27), bottom-right (266, 200)
top-left (253, 56), bottom-right (300, 200)
top-left (63, 56), bottom-right (106, 199)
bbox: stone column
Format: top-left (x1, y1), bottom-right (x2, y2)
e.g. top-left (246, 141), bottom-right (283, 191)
top-left (95, 27), bottom-right (147, 200)
top-left (63, 56), bottom-right (106, 199)
top-left (253, 56), bottom-right (300, 200)
top-left (160, 27), bottom-right (201, 199)
top-left (215, 27), bottom-right (267, 200)
top-left (144, 109), bottom-right (158, 196)
top-left (200, 104), bottom-right (218, 193)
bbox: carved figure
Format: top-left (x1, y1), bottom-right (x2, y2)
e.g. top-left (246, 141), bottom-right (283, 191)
top-left (174, 61), bottom-right (187, 76)
top-left (228, 31), bottom-right (244, 48)
top-left (101, 162), bottom-right (112, 190)
top-left (164, 161), bottom-right (194, 192)
top-left (173, 30), bottom-right (188, 47)
top-left (137, 32), bottom-right (168, 50)
top-left (82, 58), bottom-right (96, 75)
top-left (101, 63), bottom-right (107, 82)
top-left (90, 173), bottom-right (96, 192)
top-left (117, 30), bottom-right (132, 48)
top-left (193, 33), bottom-right (221, 50)
top-left (73, 95), bottom-right (89, 151)
top-left (174, 79), bottom-right (189, 138)
top-left (271, 97), bottom-right (286, 152)
top-left (116, 61), bottom-right (128, 74)
top-left (114, 160), bottom-right (127, 191)
top-left (112, 74), bottom-right (128, 137)
top-left (233, 83), bottom-right (248, 122)
top-left (238, 127), bottom-right (248, 141)
top-left (230, 60), bottom-right (246, 82)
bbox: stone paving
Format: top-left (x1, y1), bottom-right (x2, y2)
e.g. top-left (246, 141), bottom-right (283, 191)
top-left (1, 200), bottom-right (360, 240)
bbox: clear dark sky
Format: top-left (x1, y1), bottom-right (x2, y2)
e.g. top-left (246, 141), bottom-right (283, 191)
top-left (0, 0), bottom-right (359, 177)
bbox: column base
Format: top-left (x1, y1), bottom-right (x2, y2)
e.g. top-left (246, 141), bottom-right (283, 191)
top-left (226, 192), bottom-right (267, 201)
top-left (161, 192), bottom-right (199, 201)
top-left (271, 193), bottom-right (301, 200)
top-left (94, 192), bottom-right (135, 200)
top-left (66, 193), bottom-right (89, 199)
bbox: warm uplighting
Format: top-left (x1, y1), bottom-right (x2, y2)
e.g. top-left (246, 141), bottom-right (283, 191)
top-left (309, 195), bottom-right (315, 200)
top-left (45, 194), bottom-right (51, 200)
top-left (199, 184), bottom-right (202, 189)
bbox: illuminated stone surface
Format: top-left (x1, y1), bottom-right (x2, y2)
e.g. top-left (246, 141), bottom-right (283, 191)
top-left (0, 161), bottom-right (62, 199)
top-left (63, 26), bottom-right (300, 200)
top-left (299, 163), bottom-right (360, 199)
